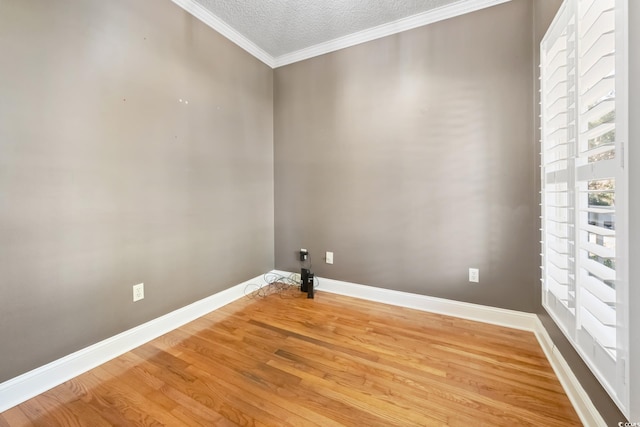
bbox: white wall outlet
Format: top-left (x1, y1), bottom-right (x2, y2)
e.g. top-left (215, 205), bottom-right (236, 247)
top-left (326, 251), bottom-right (334, 264)
top-left (133, 283), bottom-right (144, 302)
top-left (469, 268), bottom-right (479, 283)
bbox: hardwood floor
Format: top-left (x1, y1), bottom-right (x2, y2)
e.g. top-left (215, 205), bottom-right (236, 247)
top-left (0, 287), bottom-right (581, 426)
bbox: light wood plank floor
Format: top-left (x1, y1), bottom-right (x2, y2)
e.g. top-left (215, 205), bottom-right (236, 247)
top-left (0, 287), bottom-right (581, 426)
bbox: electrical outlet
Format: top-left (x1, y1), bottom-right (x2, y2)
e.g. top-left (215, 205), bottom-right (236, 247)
top-left (469, 268), bottom-right (479, 283)
top-left (326, 251), bottom-right (333, 264)
top-left (133, 283), bottom-right (144, 302)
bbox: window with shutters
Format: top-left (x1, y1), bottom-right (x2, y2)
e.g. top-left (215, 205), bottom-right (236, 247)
top-left (540, 0), bottom-right (629, 415)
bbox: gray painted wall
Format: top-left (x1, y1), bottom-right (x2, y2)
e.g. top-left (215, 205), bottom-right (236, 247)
top-left (274, 0), bottom-right (537, 312)
top-left (274, 0), bottom-right (630, 422)
top-left (0, 0), bottom-right (274, 382)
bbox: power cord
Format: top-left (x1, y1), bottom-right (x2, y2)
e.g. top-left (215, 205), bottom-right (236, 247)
top-left (244, 272), bottom-right (304, 299)
top-left (243, 269), bottom-right (321, 299)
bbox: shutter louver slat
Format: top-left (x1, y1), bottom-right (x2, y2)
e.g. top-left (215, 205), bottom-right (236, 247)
top-left (581, 258), bottom-right (615, 281)
top-left (581, 307), bottom-right (616, 349)
top-left (583, 241), bottom-right (615, 258)
top-left (581, 223), bottom-right (615, 237)
top-left (580, 74), bottom-right (614, 108)
top-left (582, 287), bottom-right (615, 326)
top-left (583, 98), bottom-right (614, 123)
top-left (582, 273), bottom-right (615, 303)
top-left (548, 276), bottom-right (569, 302)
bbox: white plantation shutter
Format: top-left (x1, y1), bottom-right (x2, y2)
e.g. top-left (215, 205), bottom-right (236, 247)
top-left (541, 0), bottom-right (577, 333)
top-left (540, 0), bottom-right (629, 415)
top-left (575, 0), bottom-right (618, 360)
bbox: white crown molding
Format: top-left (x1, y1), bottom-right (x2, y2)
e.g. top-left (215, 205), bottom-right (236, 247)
top-left (172, 0), bottom-right (512, 69)
top-left (273, 0), bottom-right (513, 67)
top-left (170, 0), bottom-right (276, 68)
top-left (0, 273), bottom-right (269, 413)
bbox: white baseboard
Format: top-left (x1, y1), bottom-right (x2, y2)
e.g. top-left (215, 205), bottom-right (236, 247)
top-left (534, 319), bottom-right (607, 427)
top-left (308, 273), bottom-right (539, 331)
top-left (0, 270), bottom-right (605, 427)
top-left (0, 273), bottom-right (269, 413)
top-left (277, 271), bottom-right (604, 427)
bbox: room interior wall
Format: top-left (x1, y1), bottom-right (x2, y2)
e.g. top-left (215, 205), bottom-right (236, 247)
top-left (0, 0), bottom-right (274, 382)
top-left (273, 0), bottom-right (629, 421)
top-left (274, 0), bottom-right (538, 313)
top-left (1, 0), bottom-right (634, 422)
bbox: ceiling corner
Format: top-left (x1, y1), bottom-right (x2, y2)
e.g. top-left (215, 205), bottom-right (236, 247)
top-left (171, 0), bottom-right (276, 68)
top-left (172, 0), bottom-right (513, 69)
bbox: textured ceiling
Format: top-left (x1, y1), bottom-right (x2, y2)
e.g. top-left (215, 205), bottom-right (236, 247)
top-left (192, 0), bottom-right (462, 58)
